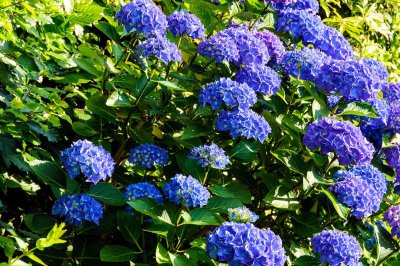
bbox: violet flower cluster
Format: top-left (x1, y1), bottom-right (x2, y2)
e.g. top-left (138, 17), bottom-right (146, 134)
top-left (163, 174), bottom-right (210, 207)
top-left (188, 143), bottom-right (230, 169)
top-left (228, 206), bottom-right (258, 223)
top-left (235, 65), bottom-right (282, 96)
top-left (383, 82), bottom-right (400, 103)
top-left (167, 11), bottom-right (205, 39)
top-left (129, 143), bottom-right (169, 169)
top-left (272, 0), bottom-right (319, 14)
top-left (253, 30), bottom-right (286, 65)
top-left (311, 230), bottom-right (362, 266)
top-left (137, 36), bottom-right (182, 64)
top-left (303, 118), bottom-right (374, 166)
top-left (384, 146), bottom-right (400, 180)
top-left (52, 194), bottom-right (103, 226)
top-left (124, 182), bottom-right (163, 205)
top-left (384, 206), bottom-right (400, 238)
top-left (61, 139), bottom-right (115, 183)
top-left (206, 222), bottom-right (286, 265)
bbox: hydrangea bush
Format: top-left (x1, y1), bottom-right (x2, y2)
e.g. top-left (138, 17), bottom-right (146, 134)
top-left (2, 0), bottom-right (400, 265)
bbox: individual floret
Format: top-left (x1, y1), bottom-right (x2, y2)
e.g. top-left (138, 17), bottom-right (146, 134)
top-left (235, 65), bottom-right (281, 96)
top-left (228, 206), bottom-right (258, 223)
top-left (167, 11), bottom-right (205, 39)
top-left (303, 118), bottom-right (374, 166)
top-left (115, 0), bottom-right (168, 37)
top-left (206, 222), bottom-right (286, 265)
top-left (129, 143), bottom-right (169, 169)
top-left (52, 194), bottom-right (103, 226)
top-left (124, 182), bottom-right (163, 204)
top-left (137, 36), bottom-right (182, 64)
top-left (384, 206), bottom-right (400, 238)
top-left (216, 109), bottom-right (272, 142)
top-left (163, 174), bottom-right (210, 207)
top-left (311, 230), bottom-right (362, 266)
top-left (188, 143), bottom-right (230, 169)
top-left (199, 78), bottom-right (257, 110)
top-left (61, 139), bottom-right (115, 183)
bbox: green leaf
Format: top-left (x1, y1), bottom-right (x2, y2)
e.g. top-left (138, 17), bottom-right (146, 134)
top-left (293, 255), bottom-right (319, 266)
top-left (72, 121), bottom-right (97, 137)
top-left (181, 123), bottom-right (213, 140)
top-left (282, 114), bottom-right (306, 133)
top-left (117, 211), bottom-right (141, 245)
top-left (263, 185), bottom-right (301, 210)
top-left (312, 99), bottom-right (330, 120)
top-left (338, 101), bottom-right (378, 118)
top-left (209, 182), bottom-right (252, 204)
top-left (321, 188), bottom-right (350, 220)
top-left (169, 253), bottom-right (196, 266)
top-left (100, 245), bottom-right (137, 262)
top-left (206, 197), bottom-right (243, 213)
top-left (88, 183), bottom-right (125, 206)
top-left (73, 58), bottom-right (102, 76)
top-left (94, 22), bottom-right (120, 42)
top-left (128, 199), bottom-right (174, 225)
top-left (24, 213), bottom-right (57, 234)
top-left (28, 160), bottom-right (67, 191)
top-left (36, 223), bottom-right (67, 251)
top-left (27, 253), bottom-right (47, 266)
top-left (180, 208), bottom-right (222, 226)
top-left (106, 90), bottom-right (133, 108)
top-left (0, 236), bottom-right (15, 258)
top-left (152, 80), bottom-right (185, 91)
top-left (86, 95), bottom-right (117, 121)
top-left (271, 149), bottom-right (306, 175)
top-left (156, 243), bottom-right (171, 264)
top-left (230, 140), bottom-right (258, 161)
top-left (68, 4), bottom-right (104, 26)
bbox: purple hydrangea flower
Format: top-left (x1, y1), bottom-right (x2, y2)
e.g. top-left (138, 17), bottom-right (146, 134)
top-left (327, 95), bottom-right (342, 109)
top-left (206, 222), bottom-right (286, 265)
top-left (303, 118), bottom-right (374, 166)
top-left (317, 59), bottom-right (383, 101)
top-left (330, 176), bottom-right (381, 219)
top-left (228, 206), bottom-right (258, 223)
top-left (61, 140), bottom-right (115, 183)
top-left (188, 143), bottom-right (230, 169)
top-left (115, 0), bottom-right (168, 37)
top-left (384, 206), bottom-right (400, 238)
top-left (167, 11), bottom-right (205, 39)
top-left (334, 164), bottom-right (387, 198)
top-left (359, 58), bottom-right (389, 81)
top-left (216, 109), bottom-right (272, 142)
top-left (253, 30), bottom-right (286, 64)
top-left (383, 83), bottom-right (400, 103)
top-left (163, 174), bottom-right (210, 207)
top-left (124, 182), bottom-right (163, 204)
top-left (272, 0), bottom-right (320, 14)
top-left (137, 35), bottom-right (182, 64)
top-left (198, 35), bottom-right (240, 63)
top-left (384, 145), bottom-right (400, 179)
top-left (311, 230), bottom-right (362, 266)
top-left (314, 25), bottom-right (354, 60)
top-left (263, 0), bottom-right (295, 5)
top-left (389, 100), bottom-right (400, 133)
top-left (280, 48), bottom-right (330, 82)
top-left (235, 65), bottom-right (281, 96)
top-left (199, 78), bottom-right (257, 110)
top-left (52, 194), bottom-right (103, 226)
top-left (129, 143), bottom-right (169, 169)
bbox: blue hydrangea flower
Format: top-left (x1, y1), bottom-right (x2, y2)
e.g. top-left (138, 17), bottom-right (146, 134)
top-left (115, 0), bottom-right (168, 37)
top-left (384, 145), bottom-right (400, 179)
top-left (61, 139), bottom-right (115, 183)
top-left (327, 95), bottom-right (342, 109)
top-left (384, 206), bottom-right (400, 238)
top-left (167, 11), bottom-right (205, 39)
top-left (263, 0), bottom-right (295, 5)
top-left (163, 174), bottom-right (210, 207)
top-left (199, 78), bottom-right (257, 110)
top-left (311, 230), bottom-right (362, 266)
top-left (314, 25), bottom-right (354, 60)
top-left (280, 48), bottom-right (330, 82)
top-left (330, 176), bottom-right (381, 219)
top-left (383, 83), bottom-right (400, 103)
top-left (235, 65), bottom-right (281, 96)
top-left (303, 118), bottom-right (374, 166)
top-left (228, 207), bottom-right (258, 223)
top-left (389, 100), bottom-right (400, 133)
top-left (52, 194), bottom-right (103, 226)
top-left (334, 164), bottom-right (387, 198)
top-left (317, 59), bottom-right (383, 102)
top-left (188, 143), bottom-right (230, 169)
top-left (124, 182), bottom-right (163, 204)
top-left (129, 143), bottom-right (169, 169)
top-left (216, 109), bottom-right (272, 142)
top-left (253, 30), bottom-right (286, 64)
top-left (198, 35), bottom-right (240, 63)
top-left (359, 58), bottom-right (389, 81)
top-left (206, 222), bottom-right (286, 265)
top-left (137, 36), bottom-right (182, 64)
top-left (272, 0), bottom-right (320, 14)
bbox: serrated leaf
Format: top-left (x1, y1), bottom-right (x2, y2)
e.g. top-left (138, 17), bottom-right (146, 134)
top-left (72, 121), bottom-right (97, 137)
top-left (180, 208), bottom-right (222, 226)
top-left (28, 160), bottom-right (67, 191)
top-left (321, 188), bottom-right (350, 220)
top-left (88, 183), bottom-right (125, 206)
top-left (338, 101), bottom-right (378, 118)
top-left (264, 185), bottom-right (301, 210)
top-left (106, 90), bottom-right (133, 107)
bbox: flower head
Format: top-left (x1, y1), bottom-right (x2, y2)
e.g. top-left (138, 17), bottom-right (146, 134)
top-left (115, 0), bottom-right (168, 37)
top-left (129, 143), bottom-right (169, 169)
top-left (52, 194), bottom-right (103, 226)
top-left (167, 11), bottom-right (205, 39)
top-left (199, 78), bottom-right (257, 110)
top-left (228, 207), bottom-right (258, 223)
top-left (216, 109), bottom-right (272, 142)
top-left (235, 65), bottom-right (281, 96)
top-left (124, 182), bottom-right (163, 204)
top-left (188, 143), bottom-right (230, 169)
top-left (311, 230), bottom-right (362, 266)
top-left (253, 30), bottom-right (286, 64)
top-left (198, 35), bottom-right (240, 63)
top-left (137, 36), bottom-right (182, 64)
top-left (303, 118), bottom-right (374, 166)
top-left (61, 139), bottom-right (115, 183)
top-left (384, 145), bottom-right (400, 179)
top-left (383, 83), bottom-right (400, 103)
top-left (389, 100), bottom-right (400, 133)
top-left (272, 0), bottom-right (320, 14)
top-left (206, 222), bottom-right (286, 265)
top-left (384, 206), bottom-right (400, 238)
top-left (163, 174), bottom-right (210, 207)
